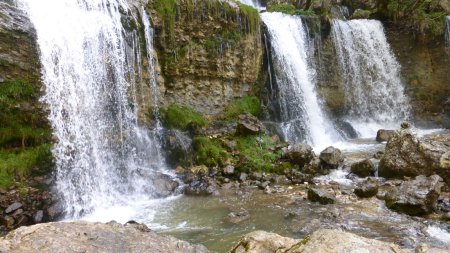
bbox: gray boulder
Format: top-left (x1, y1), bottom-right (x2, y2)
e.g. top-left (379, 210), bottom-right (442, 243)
top-left (236, 113), bottom-right (263, 136)
top-left (376, 129), bottom-right (395, 142)
top-left (0, 221), bottom-right (209, 253)
top-left (229, 229), bottom-right (408, 253)
top-left (385, 175), bottom-right (444, 216)
top-left (379, 129), bottom-right (450, 185)
top-left (286, 144), bottom-right (315, 168)
top-left (319, 146), bottom-right (344, 169)
top-left (307, 187), bottom-right (336, 205)
top-left (351, 159), bottom-right (376, 178)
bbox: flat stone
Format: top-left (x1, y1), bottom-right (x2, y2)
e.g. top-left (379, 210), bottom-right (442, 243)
top-left (5, 202), bottom-right (22, 214)
top-left (307, 188), bottom-right (336, 204)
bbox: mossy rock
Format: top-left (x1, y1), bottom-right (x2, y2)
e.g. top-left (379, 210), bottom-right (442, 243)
top-left (220, 96), bottom-right (262, 121)
top-left (160, 104), bottom-right (207, 130)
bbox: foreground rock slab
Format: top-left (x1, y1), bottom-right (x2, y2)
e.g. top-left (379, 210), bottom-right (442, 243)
top-left (0, 221), bottom-right (208, 253)
top-left (230, 229), bottom-right (414, 253)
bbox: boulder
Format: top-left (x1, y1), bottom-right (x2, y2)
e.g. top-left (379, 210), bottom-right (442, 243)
top-left (236, 113), bottom-right (263, 136)
top-left (229, 230), bottom-right (298, 253)
top-left (354, 182), bottom-right (379, 198)
top-left (378, 129), bottom-right (450, 185)
top-left (307, 187), bottom-right (336, 204)
top-left (287, 229), bottom-right (407, 253)
top-left (5, 202), bottom-right (22, 214)
top-left (223, 208), bottom-right (250, 224)
top-left (351, 159), bottom-right (376, 178)
top-left (385, 175), bottom-right (444, 216)
top-left (185, 176), bottom-right (218, 196)
top-left (319, 146), bottom-right (344, 169)
top-left (286, 144), bottom-right (315, 168)
top-left (376, 129), bottom-right (395, 142)
top-left (0, 221), bottom-right (209, 253)
top-left (229, 229), bottom-right (410, 253)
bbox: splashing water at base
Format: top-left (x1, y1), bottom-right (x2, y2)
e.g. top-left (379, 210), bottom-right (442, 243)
top-left (263, 12), bottom-right (342, 149)
top-left (332, 19), bottom-right (411, 138)
top-left (19, 0), bottom-right (170, 218)
top-left (427, 225), bottom-right (450, 245)
top-left (446, 16), bottom-right (450, 45)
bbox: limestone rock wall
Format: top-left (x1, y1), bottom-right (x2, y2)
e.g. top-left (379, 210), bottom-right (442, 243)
top-left (146, 0), bottom-right (263, 116)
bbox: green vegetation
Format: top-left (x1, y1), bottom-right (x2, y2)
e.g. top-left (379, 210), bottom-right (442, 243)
top-left (0, 79), bottom-right (53, 189)
top-left (236, 2), bottom-right (261, 33)
top-left (267, 4), bottom-right (315, 16)
top-left (385, 0), bottom-right (447, 37)
top-left (0, 144), bottom-right (52, 189)
top-left (193, 133), bottom-right (283, 172)
top-left (161, 104), bottom-right (207, 130)
top-left (236, 135), bottom-right (282, 172)
top-left (220, 96), bottom-right (261, 121)
top-left (154, 0), bottom-right (177, 39)
top-left (193, 136), bottom-right (229, 167)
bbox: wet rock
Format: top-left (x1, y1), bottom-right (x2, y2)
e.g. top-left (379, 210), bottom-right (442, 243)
top-left (351, 159), bottom-right (376, 177)
top-left (258, 181), bottom-right (270, 189)
top-left (286, 144), bottom-right (315, 168)
top-left (354, 183), bottom-right (379, 198)
top-left (185, 177), bottom-right (218, 196)
top-left (379, 129), bottom-right (450, 185)
top-left (307, 187), bottom-right (336, 204)
top-left (335, 120), bottom-right (358, 139)
top-left (223, 165), bottom-right (235, 175)
top-left (33, 210), bottom-right (44, 223)
top-left (290, 171), bottom-right (314, 184)
top-left (385, 175), bottom-right (444, 216)
top-left (146, 172), bottom-right (179, 198)
top-left (401, 122), bottom-right (412, 129)
top-left (235, 113), bottom-right (263, 136)
top-left (319, 146), bottom-right (344, 170)
top-left (0, 221), bottom-right (209, 253)
top-left (46, 201), bottom-right (64, 221)
top-left (376, 129), bottom-right (395, 142)
top-left (5, 202), bottom-right (22, 214)
top-left (239, 172), bottom-right (248, 182)
top-left (229, 230), bottom-right (297, 253)
top-left (161, 129), bottom-right (193, 167)
top-left (223, 208), bottom-right (250, 224)
top-left (2, 216), bottom-right (14, 229)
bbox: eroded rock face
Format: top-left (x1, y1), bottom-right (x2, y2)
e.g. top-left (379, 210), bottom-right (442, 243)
top-left (146, 0), bottom-right (263, 117)
top-left (379, 129), bottom-right (450, 185)
top-left (385, 175), bottom-right (444, 216)
top-left (0, 221), bottom-right (209, 253)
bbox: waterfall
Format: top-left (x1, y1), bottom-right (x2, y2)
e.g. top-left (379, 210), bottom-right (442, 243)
top-left (331, 19), bottom-right (410, 137)
top-left (446, 16), bottom-right (450, 45)
top-left (19, 0), bottom-right (169, 218)
top-left (262, 13), bottom-right (342, 149)
top-left (238, 0), bottom-right (261, 8)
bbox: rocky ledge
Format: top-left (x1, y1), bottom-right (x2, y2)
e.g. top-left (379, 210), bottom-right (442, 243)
top-left (0, 221), bottom-right (208, 253)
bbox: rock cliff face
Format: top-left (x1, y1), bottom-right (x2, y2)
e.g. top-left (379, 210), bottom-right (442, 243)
top-left (146, 0), bottom-right (263, 116)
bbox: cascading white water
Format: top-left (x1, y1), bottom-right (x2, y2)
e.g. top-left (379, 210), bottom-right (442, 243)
top-left (262, 13), bottom-right (342, 149)
top-left (446, 16), bottom-right (450, 45)
top-left (332, 19), bottom-right (410, 137)
top-left (238, 0), bottom-right (261, 8)
top-left (19, 0), bottom-right (169, 218)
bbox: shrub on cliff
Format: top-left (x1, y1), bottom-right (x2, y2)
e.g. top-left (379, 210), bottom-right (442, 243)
top-left (161, 104), bottom-right (207, 130)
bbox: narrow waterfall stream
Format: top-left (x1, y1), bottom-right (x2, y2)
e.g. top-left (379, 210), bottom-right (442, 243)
top-left (446, 16), bottom-right (450, 45)
top-left (262, 12), bottom-right (342, 149)
top-left (331, 19), bottom-right (411, 137)
top-left (18, 0), bottom-right (170, 219)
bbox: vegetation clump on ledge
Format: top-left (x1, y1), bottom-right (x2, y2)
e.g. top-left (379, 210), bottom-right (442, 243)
top-left (220, 96), bottom-right (262, 121)
top-left (267, 4), bottom-right (315, 16)
top-left (160, 104), bottom-right (207, 130)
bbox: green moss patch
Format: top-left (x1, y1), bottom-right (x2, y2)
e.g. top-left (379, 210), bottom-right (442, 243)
top-left (193, 136), bottom-right (229, 167)
top-left (161, 104), bottom-right (207, 130)
top-left (236, 135), bottom-right (282, 172)
top-left (267, 4), bottom-right (315, 16)
top-left (220, 96), bottom-right (261, 121)
top-left (0, 144), bottom-right (53, 189)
